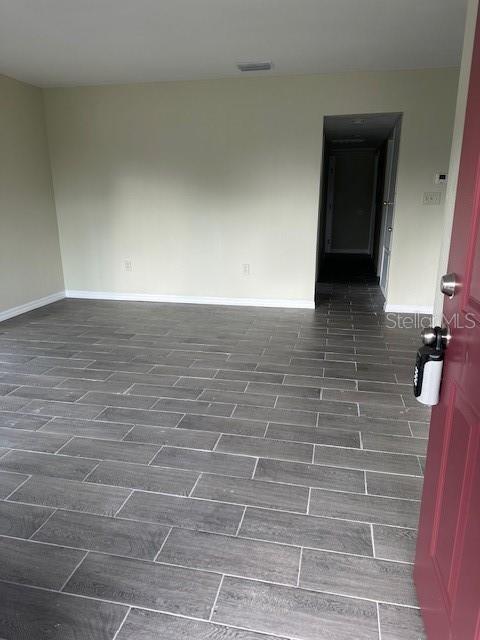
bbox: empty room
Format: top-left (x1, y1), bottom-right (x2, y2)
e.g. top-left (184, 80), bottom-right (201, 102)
top-left (1, 1), bottom-right (479, 639)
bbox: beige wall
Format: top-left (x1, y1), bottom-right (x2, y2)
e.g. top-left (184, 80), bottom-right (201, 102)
top-left (44, 68), bottom-right (458, 308)
top-left (0, 75), bottom-right (64, 318)
top-left (434, 0), bottom-right (479, 323)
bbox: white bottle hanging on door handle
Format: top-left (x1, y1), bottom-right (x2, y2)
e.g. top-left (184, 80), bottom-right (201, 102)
top-left (413, 327), bottom-right (445, 406)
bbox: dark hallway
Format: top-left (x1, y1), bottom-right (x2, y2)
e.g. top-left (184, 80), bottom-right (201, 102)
top-left (316, 113), bottom-right (402, 303)
top-left (317, 254), bottom-right (379, 284)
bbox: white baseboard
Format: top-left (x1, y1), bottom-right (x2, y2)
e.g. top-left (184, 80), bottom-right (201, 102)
top-left (65, 290), bottom-right (315, 309)
top-left (384, 303), bottom-right (433, 315)
top-left (0, 291), bottom-right (65, 323)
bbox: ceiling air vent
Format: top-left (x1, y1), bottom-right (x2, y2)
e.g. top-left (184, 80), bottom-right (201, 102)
top-left (237, 61), bottom-right (273, 72)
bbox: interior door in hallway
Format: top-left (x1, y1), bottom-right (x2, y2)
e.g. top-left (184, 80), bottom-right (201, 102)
top-left (414, 11), bottom-right (480, 640)
top-left (378, 133), bottom-right (398, 296)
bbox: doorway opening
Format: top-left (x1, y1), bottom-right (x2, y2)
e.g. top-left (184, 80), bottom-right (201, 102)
top-left (315, 112), bottom-right (402, 302)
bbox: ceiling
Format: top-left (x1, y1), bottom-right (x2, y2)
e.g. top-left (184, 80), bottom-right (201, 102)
top-left (0, 0), bottom-right (467, 88)
top-left (324, 113), bottom-right (401, 148)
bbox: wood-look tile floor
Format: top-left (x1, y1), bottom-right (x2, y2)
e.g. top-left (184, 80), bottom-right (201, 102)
top-left (0, 284), bottom-right (429, 640)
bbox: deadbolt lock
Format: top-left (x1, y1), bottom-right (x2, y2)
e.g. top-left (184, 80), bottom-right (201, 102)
top-left (440, 272), bottom-right (458, 298)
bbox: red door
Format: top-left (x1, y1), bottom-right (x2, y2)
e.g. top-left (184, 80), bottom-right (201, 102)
top-left (414, 11), bottom-right (480, 640)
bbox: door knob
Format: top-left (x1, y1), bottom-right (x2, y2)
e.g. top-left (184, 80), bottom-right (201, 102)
top-left (440, 272), bottom-right (458, 298)
top-left (387, 226), bottom-right (393, 232)
top-left (421, 327), bottom-right (437, 345)
top-left (421, 326), bottom-right (451, 347)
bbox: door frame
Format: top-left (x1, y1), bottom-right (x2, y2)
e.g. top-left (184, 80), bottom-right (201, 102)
top-left (378, 117), bottom-right (403, 297)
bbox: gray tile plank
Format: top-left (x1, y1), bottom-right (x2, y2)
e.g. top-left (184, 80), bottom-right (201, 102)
top-left (59, 436), bottom-right (160, 464)
top-left (116, 609), bottom-right (288, 640)
top-left (233, 405), bottom-right (317, 427)
top-left (0, 500), bottom-right (53, 538)
top-left (158, 528), bottom-right (301, 584)
top-left (215, 370), bottom-right (284, 384)
top-left (193, 473), bottom-right (309, 512)
top-left (247, 381), bottom-right (320, 398)
top-left (310, 488), bottom-right (420, 529)
top-left (193, 359), bottom-right (256, 371)
top-left (0, 426), bottom-right (70, 453)
top-left (362, 433), bottom-right (428, 456)
top-left (329, 369), bottom-right (396, 383)
top-left (151, 446), bottom-right (256, 478)
top-left (300, 548), bottom-right (417, 605)
top-left (0, 581), bottom-right (128, 640)
top-left (0, 535), bottom-right (85, 589)
top-left (212, 577), bottom-right (379, 640)
top-left (255, 458), bottom-right (364, 492)
top-left (109, 371), bottom-right (180, 386)
top-left (57, 377), bottom-right (134, 392)
top-left (152, 397), bottom-right (235, 417)
top-left (199, 389), bottom-right (276, 407)
top-left (378, 604), bottom-right (426, 640)
top-left (0, 363), bottom-right (53, 376)
top-left (80, 390), bottom-right (157, 409)
top-left (129, 383), bottom-right (201, 399)
top-left (10, 386), bottom-right (85, 403)
top-left (216, 434), bottom-right (313, 463)
top-left (359, 403), bottom-right (431, 422)
top-left (366, 471), bottom-right (423, 500)
top-left (0, 373), bottom-right (66, 388)
top-left (239, 507), bottom-right (373, 556)
top-left (34, 509), bottom-right (170, 560)
top-left (314, 445), bottom-right (422, 475)
top-left (0, 410), bottom-right (50, 430)
top-left (418, 456), bottom-right (426, 474)
top-left (373, 525), bottom-right (417, 563)
top-left (178, 414), bottom-right (267, 437)
top-left (0, 449), bottom-right (98, 480)
top-left (284, 374), bottom-right (357, 390)
top-left (256, 363), bottom-right (328, 377)
top-left (9, 475), bottom-right (131, 516)
top-left (65, 551), bottom-right (221, 618)
top-left (276, 395), bottom-right (359, 416)
top-left (118, 491), bottom-right (244, 534)
top-left (357, 381), bottom-right (411, 394)
top-left (323, 389), bottom-right (404, 406)
top-left (151, 364), bottom-right (217, 378)
top-left (96, 406), bottom-right (183, 428)
top-left (175, 376), bottom-right (248, 392)
top-left (28, 356), bottom-right (93, 368)
top-left (87, 459), bottom-right (198, 495)
top-left (87, 360), bottom-right (154, 373)
top-left (0, 470), bottom-right (29, 498)
top-left (39, 416), bottom-right (133, 439)
top-left (266, 422), bottom-right (361, 448)
top-left (316, 413), bottom-right (412, 436)
top-left (21, 399), bottom-right (104, 419)
top-left (125, 424), bottom-right (219, 449)
top-left (409, 421), bottom-right (429, 438)
top-left (47, 366), bottom-right (121, 380)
